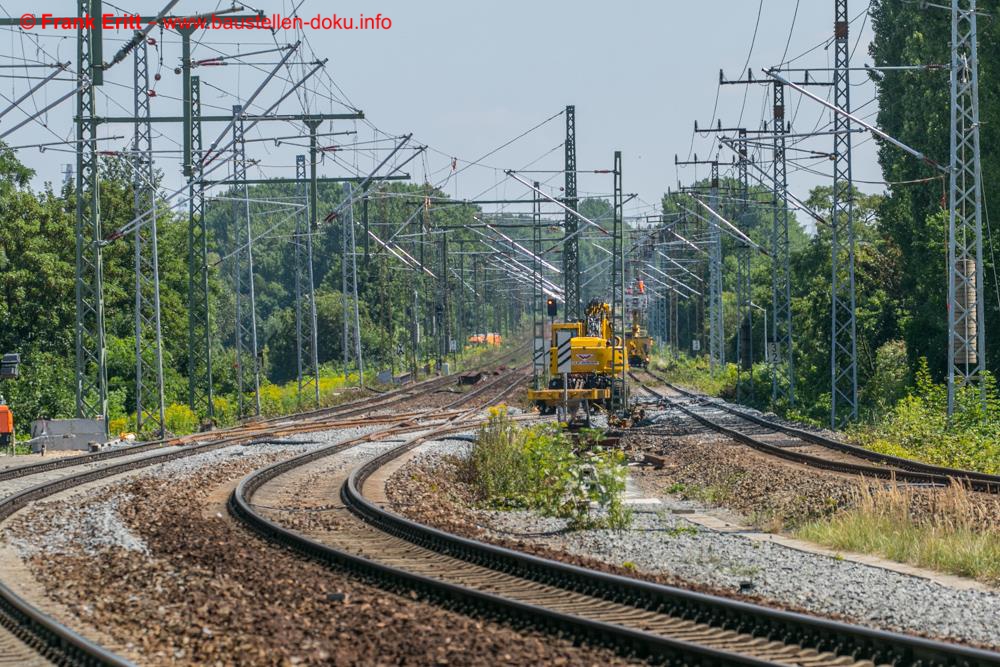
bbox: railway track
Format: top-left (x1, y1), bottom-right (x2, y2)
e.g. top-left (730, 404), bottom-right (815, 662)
top-left (631, 370), bottom-right (1000, 494)
top-left (233, 372), bottom-right (1000, 665)
top-left (0, 357), bottom-right (525, 666)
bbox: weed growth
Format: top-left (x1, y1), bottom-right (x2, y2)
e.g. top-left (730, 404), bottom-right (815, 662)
top-left (465, 407), bottom-right (632, 529)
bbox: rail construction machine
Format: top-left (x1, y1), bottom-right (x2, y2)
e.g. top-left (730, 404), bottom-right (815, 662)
top-left (624, 279), bottom-right (653, 368)
top-left (527, 300), bottom-right (627, 416)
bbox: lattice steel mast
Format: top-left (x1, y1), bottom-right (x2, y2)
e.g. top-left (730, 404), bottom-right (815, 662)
top-left (342, 182), bottom-right (364, 386)
top-left (75, 0), bottom-right (108, 428)
top-left (830, 0), bottom-right (858, 427)
top-left (708, 161), bottom-right (724, 373)
top-left (532, 181), bottom-right (545, 389)
top-left (294, 154), bottom-right (320, 405)
top-left (612, 151), bottom-right (627, 411)
top-left (771, 82), bottom-right (794, 405)
top-left (186, 74), bottom-right (214, 419)
top-left (735, 130), bottom-right (753, 402)
top-left (947, 0), bottom-right (985, 415)
top-left (132, 39), bottom-right (165, 436)
top-left (563, 105), bottom-right (580, 321)
top-left (231, 104), bottom-right (261, 417)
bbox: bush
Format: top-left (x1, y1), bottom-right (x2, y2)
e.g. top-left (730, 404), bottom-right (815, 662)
top-left (464, 407), bottom-right (632, 529)
top-left (164, 403), bottom-right (198, 435)
top-left (849, 358), bottom-right (1000, 474)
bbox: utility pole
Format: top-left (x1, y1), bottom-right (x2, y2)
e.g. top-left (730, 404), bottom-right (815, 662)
top-left (342, 182), bottom-right (364, 387)
top-left (457, 240), bottom-right (465, 353)
top-left (75, 0), bottom-right (108, 430)
top-left (132, 39), bottom-right (165, 437)
top-left (410, 288), bottom-right (419, 380)
top-left (719, 71), bottom-right (801, 406)
top-left (831, 0), bottom-right (858, 427)
top-left (532, 182), bottom-right (545, 389)
top-left (708, 161), bottom-right (724, 374)
top-left (675, 156), bottom-right (724, 371)
top-left (294, 155), bottom-right (320, 405)
top-left (231, 104), bottom-right (261, 418)
top-left (438, 229), bottom-right (450, 371)
top-left (734, 129), bottom-right (753, 402)
top-left (563, 105), bottom-right (580, 321)
top-left (771, 82), bottom-right (794, 405)
top-left (947, 0), bottom-right (985, 415)
top-left (612, 151), bottom-right (627, 411)
top-left (186, 74), bottom-right (214, 420)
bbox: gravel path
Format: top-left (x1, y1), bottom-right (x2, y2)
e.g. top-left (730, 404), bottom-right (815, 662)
top-left (390, 445), bottom-right (1000, 650)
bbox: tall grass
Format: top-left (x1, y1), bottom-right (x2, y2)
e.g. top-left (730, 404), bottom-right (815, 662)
top-left (649, 349), bottom-right (738, 397)
top-left (798, 479), bottom-right (1000, 584)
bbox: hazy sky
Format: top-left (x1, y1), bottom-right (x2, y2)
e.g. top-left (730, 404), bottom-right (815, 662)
top-left (0, 1), bottom-right (888, 230)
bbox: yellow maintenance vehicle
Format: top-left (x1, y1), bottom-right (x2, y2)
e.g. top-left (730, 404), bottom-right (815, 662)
top-left (527, 300), bottom-right (627, 414)
top-left (624, 279), bottom-right (654, 368)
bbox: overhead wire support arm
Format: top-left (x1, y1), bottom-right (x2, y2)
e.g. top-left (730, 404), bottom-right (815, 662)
top-left (0, 61), bottom-right (70, 121)
top-left (720, 67), bottom-right (832, 87)
top-left (683, 199), bottom-right (769, 256)
top-left (200, 41), bottom-right (302, 166)
top-left (764, 69), bottom-right (947, 172)
top-left (0, 84), bottom-right (82, 139)
top-left (716, 136), bottom-right (830, 227)
top-left (324, 135), bottom-right (415, 222)
top-left (657, 250), bottom-right (705, 281)
top-left (505, 170), bottom-right (611, 235)
top-left (478, 218), bottom-right (562, 274)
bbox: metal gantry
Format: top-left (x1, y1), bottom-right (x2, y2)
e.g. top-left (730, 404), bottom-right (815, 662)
top-left (563, 105), bottom-right (580, 321)
top-left (771, 81), bottom-right (794, 406)
top-left (131, 39), bottom-right (166, 437)
top-left (830, 0), bottom-right (859, 427)
top-left (231, 104), bottom-right (262, 418)
top-left (74, 0), bottom-right (108, 428)
top-left (947, 0), bottom-right (986, 415)
top-left (294, 155), bottom-right (320, 406)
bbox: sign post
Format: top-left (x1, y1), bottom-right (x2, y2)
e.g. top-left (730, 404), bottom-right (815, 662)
top-left (555, 330), bottom-right (573, 423)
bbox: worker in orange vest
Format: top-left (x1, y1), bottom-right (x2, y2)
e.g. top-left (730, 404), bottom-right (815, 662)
top-left (0, 404), bottom-right (12, 450)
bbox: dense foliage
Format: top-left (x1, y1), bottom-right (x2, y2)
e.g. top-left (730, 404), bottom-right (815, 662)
top-left (0, 146), bottom-right (548, 436)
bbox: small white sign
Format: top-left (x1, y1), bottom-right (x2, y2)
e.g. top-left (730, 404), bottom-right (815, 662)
top-left (556, 331), bottom-right (574, 374)
top-left (533, 337), bottom-right (547, 371)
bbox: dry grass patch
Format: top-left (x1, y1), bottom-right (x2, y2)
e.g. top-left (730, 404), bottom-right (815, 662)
top-left (798, 479), bottom-right (1000, 585)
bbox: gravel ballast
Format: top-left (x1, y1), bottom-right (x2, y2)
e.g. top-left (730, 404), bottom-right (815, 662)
top-left (387, 442), bottom-right (1000, 649)
top-left (1, 423), bottom-right (632, 666)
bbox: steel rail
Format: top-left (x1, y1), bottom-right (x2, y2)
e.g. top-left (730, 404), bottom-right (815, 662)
top-left (231, 369), bottom-right (1000, 665)
top-left (0, 369), bottom-right (463, 487)
top-left (640, 371), bottom-right (1000, 494)
top-left (0, 351), bottom-right (526, 665)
